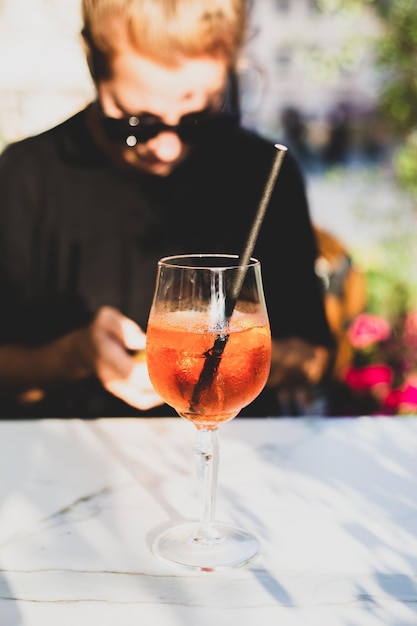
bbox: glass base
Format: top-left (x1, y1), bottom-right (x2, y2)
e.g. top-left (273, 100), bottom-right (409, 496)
top-left (152, 521), bottom-right (259, 572)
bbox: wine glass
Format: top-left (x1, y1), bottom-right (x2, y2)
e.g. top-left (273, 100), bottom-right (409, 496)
top-left (146, 254), bottom-right (271, 571)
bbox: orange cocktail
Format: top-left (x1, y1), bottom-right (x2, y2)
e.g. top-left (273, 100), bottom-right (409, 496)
top-left (146, 254), bottom-right (271, 571)
top-left (147, 310), bottom-right (271, 428)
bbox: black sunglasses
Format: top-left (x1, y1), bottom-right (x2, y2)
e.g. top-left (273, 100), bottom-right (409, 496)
top-left (98, 103), bottom-right (239, 147)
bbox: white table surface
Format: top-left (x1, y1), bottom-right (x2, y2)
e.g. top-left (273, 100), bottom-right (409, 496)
top-left (0, 416), bottom-right (417, 626)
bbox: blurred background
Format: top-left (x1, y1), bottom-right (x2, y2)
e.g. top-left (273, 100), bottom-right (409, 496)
top-left (1, 0), bottom-right (417, 414)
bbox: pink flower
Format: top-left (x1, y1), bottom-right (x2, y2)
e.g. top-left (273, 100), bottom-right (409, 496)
top-left (383, 389), bottom-right (402, 413)
top-left (345, 309), bottom-right (417, 415)
top-left (384, 381), bottom-right (417, 414)
top-left (400, 382), bottom-right (417, 405)
top-left (347, 313), bottom-right (391, 349)
top-left (345, 364), bottom-right (393, 391)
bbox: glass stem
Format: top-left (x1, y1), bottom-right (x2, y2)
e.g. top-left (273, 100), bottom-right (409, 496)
top-left (194, 427), bottom-right (220, 542)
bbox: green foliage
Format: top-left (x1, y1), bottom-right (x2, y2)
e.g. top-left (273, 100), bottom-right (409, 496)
top-left (315, 0), bottom-right (373, 13)
top-left (366, 267), bottom-right (411, 320)
top-left (368, 0), bottom-right (417, 199)
top-left (364, 230), bottom-right (417, 321)
top-left (317, 0), bottom-right (417, 135)
top-left (317, 0), bottom-right (417, 199)
top-left (303, 0), bottom-right (377, 86)
top-left (314, 0), bottom-right (417, 384)
top-left (372, 0), bottom-right (417, 134)
top-left (392, 131), bottom-right (417, 197)
top-left (301, 0), bottom-right (417, 155)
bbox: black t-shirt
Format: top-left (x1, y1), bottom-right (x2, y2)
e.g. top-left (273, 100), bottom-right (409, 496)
top-left (0, 106), bottom-right (332, 417)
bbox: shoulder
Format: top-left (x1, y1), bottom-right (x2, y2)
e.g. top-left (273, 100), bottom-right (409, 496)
top-left (0, 108), bottom-right (92, 229)
top-left (195, 125), bottom-right (309, 218)
top-left (216, 127), bottom-right (306, 199)
top-left (0, 107), bottom-right (91, 170)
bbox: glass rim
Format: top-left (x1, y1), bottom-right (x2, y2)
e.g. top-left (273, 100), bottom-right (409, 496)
top-left (158, 253), bottom-right (260, 270)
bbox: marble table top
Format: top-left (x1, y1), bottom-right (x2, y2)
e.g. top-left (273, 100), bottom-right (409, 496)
top-left (1, 416), bottom-right (417, 625)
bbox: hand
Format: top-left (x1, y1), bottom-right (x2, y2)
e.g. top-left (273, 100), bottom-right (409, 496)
top-left (266, 338), bottom-right (330, 416)
top-left (76, 306), bottom-right (164, 410)
top-left (268, 338), bottom-right (330, 390)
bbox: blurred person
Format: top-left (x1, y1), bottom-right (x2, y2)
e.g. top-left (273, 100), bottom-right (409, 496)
top-left (323, 103), bottom-right (351, 167)
top-left (0, 0), bottom-right (333, 418)
top-left (281, 106), bottom-right (312, 171)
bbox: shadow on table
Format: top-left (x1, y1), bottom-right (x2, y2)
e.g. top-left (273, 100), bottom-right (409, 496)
top-left (257, 417), bottom-right (417, 617)
top-left (252, 568), bottom-right (293, 604)
top-left (0, 569), bottom-right (23, 626)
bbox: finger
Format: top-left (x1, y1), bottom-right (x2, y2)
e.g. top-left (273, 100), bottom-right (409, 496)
top-left (96, 306), bottom-right (146, 352)
top-left (120, 317), bottom-right (146, 352)
top-left (105, 379), bottom-right (164, 410)
top-left (97, 336), bottom-right (134, 379)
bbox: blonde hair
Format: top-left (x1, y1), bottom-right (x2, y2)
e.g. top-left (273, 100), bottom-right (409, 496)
top-left (81, 0), bottom-right (247, 78)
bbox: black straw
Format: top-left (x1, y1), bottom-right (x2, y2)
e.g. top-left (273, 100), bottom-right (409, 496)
top-left (190, 144), bottom-right (288, 411)
top-left (226, 143), bottom-right (288, 317)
